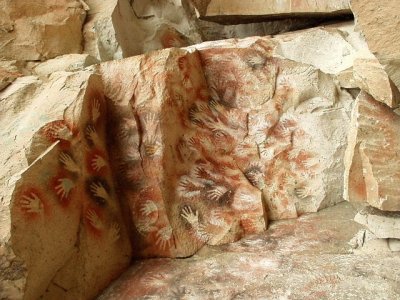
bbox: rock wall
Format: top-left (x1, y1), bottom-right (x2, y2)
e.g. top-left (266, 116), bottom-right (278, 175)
top-left (1, 0), bottom-right (400, 299)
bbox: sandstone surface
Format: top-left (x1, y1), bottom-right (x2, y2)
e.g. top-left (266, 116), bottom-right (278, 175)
top-left (2, 1), bottom-right (400, 297)
top-left (0, 60), bottom-right (23, 91)
top-left (0, 71), bottom-right (131, 299)
top-left (344, 91), bottom-right (400, 211)
top-left (190, 0), bottom-right (351, 23)
top-left (351, 0), bottom-right (400, 92)
top-left (33, 54), bottom-right (99, 76)
top-left (99, 202), bottom-right (400, 300)
top-left (355, 206), bottom-right (400, 239)
top-left (0, 0), bottom-right (86, 61)
top-left (83, 0), bottom-right (202, 61)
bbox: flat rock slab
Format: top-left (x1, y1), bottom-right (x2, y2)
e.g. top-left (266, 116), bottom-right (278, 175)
top-left (190, 0), bottom-right (351, 23)
top-left (98, 202), bottom-right (400, 299)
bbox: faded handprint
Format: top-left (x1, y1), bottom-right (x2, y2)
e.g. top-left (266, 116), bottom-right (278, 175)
top-left (209, 210), bottom-right (227, 227)
top-left (86, 209), bottom-right (104, 230)
top-left (181, 206), bottom-right (199, 226)
top-left (92, 99), bottom-right (101, 123)
top-left (86, 125), bottom-right (101, 146)
top-left (90, 181), bottom-right (110, 202)
top-left (55, 178), bottom-right (75, 199)
top-left (43, 121), bottom-right (72, 141)
top-left (140, 200), bottom-right (158, 217)
top-left (156, 226), bottom-right (173, 250)
top-left (288, 146), bottom-right (303, 160)
top-left (20, 193), bottom-right (43, 214)
top-left (135, 219), bottom-right (157, 235)
top-left (59, 152), bottom-right (81, 174)
top-left (207, 185), bottom-right (229, 201)
top-left (143, 135), bottom-right (161, 157)
top-left (294, 186), bottom-right (313, 199)
top-left (108, 222), bottom-right (120, 243)
top-left (91, 154), bottom-right (107, 171)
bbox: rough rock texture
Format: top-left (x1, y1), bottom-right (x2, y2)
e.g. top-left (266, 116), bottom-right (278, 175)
top-left (190, 0), bottom-right (351, 23)
top-left (0, 0), bottom-right (86, 60)
top-left (33, 54), bottom-right (99, 76)
top-left (99, 32), bottom-right (353, 258)
top-left (83, 0), bottom-right (202, 61)
top-left (353, 58), bottom-right (400, 108)
top-left (0, 60), bottom-right (23, 91)
top-left (355, 206), bottom-right (400, 239)
top-left (3, 10), bottom-right (400, 296)
top-left (0, 71), bottom-right (131, 299)
top-left (98, 202), bottom-right (400, 299)
top-left (344, 91), bottom-right (400, 211)
top-left (351, 0), bottom-right (400, 93)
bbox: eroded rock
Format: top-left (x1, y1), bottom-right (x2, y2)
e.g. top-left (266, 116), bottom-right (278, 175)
top-left (355, 206), bottom-right (400, 239)
top-left (344, 91), bottom-right (400, 211)
top-left (351, 0), bottom-right (400, 92)
top-left (0, 71), bottom-right (131, 299)
top-left (83, 0), bottom-right (202, 61)
top-left (190, 0), bottom-right (351, 23)
top-left (0, 60), bottom-right (23, 91)
top-left (33, 54), bottom-right (99, 76)
top-left (0, 0), bottom-right (86, 60)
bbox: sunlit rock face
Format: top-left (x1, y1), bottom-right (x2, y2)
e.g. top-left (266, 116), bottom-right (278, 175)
top-left (0, 0), bottom-right (86, 60)
top-left (189, 0), bottom-right (351, 22)
top-left (100, 34), bottom-right (353, 258)
top-left (1, 27), bottom-right (356, 298)
top-left (0, 72), bottom-right (131, 300)
top-left (344, 91), bottom-right (400, 211)
top-left (351, 0), bottom-right (400, 93)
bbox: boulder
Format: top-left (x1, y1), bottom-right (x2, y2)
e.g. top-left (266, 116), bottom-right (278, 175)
top-left (100, 30), bottom-right (353, 258)
top-left (33, 54), bottom-right (99, 76)
top-left (83, 0), bottom-right (202, 61)
top-left (355, 206), bottom-right (400, 239)
top-left (0, 71), bottom-right (131, 299)
top-left (0, 60), bottom-right (23, 91)
top-left (351, 0), bottom-right (400, 93)
top-left (0, 0), bottom-right (86, 60)
top-left (353, 58), bottom-right (400, 108)
top-left (344, 91), bottom-right (400, 211)
top-left (189, 0), bottom-right (351, 23)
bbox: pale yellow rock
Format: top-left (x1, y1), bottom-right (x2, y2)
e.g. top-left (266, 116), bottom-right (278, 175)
top-left (351, 0), bottom-right (400, 92)
top-left (0, 0), bottom-right (86, 60)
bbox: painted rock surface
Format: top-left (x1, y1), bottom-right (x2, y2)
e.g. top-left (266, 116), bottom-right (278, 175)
top-left (0, 71), bottom-right (131, 299)
top-left (344, 91), bottom-right (400, 211)
top-left (100, 35), bottom-right (353, 258)
top-left (0, 27), bottom-right (372, 298)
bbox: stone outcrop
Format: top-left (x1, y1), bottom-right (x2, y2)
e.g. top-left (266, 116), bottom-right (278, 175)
top-left (190, 0), bottom-right (351, 23)
top-left (83, 0), bottom-right (202, 61)
top-left (0, 60), bottom-right (23, 91)
top-left (2, 0), bottom-right (400, 298)
top-left (33, 54), bottom-right (99, 76)
top-left (351, 0), bottom-right (400, 93)
top-left (0, 71), bottom-right (131, 299)
top-left (355, 206), bottom-right (400, 240)
top-left (0, 0), bottom-right (86, 61)
top-left (98, 202), bottom-right (400, 300)
top-left (344, 91), bottom-right (400, 211)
